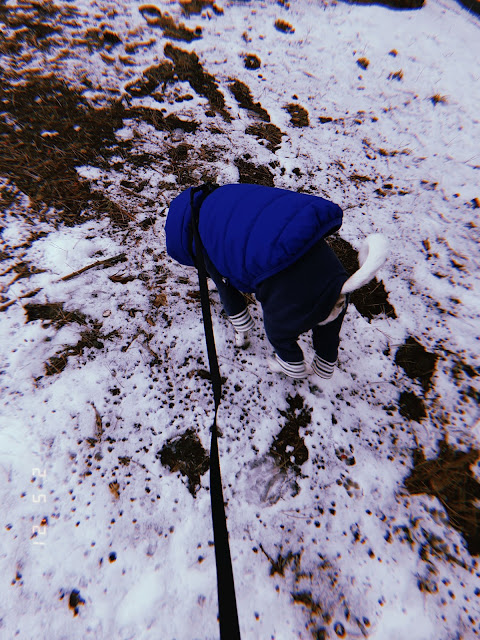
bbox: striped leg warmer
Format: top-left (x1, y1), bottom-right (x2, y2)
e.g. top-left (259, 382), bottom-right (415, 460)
top-left (227, 308), bottom-right (255, 348)
top-left (312, 355), bottom-right (336, 379)
top-left (227, 308), bottom-right (255, 332)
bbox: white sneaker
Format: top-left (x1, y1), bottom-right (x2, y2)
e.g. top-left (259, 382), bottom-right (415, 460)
top-left (267, 353), bottom-right (309, 379)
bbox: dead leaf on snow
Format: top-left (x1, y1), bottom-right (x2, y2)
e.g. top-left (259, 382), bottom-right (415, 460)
top-left (91, 403), bottom-right (103, 440)
top-left (153, 293), bottom-right (167, 307)
top-left (109, 481), bottom-right (120, 499)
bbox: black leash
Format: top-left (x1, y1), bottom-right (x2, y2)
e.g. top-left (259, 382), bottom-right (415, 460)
top-left (189, 186), bottom-right (241, 640)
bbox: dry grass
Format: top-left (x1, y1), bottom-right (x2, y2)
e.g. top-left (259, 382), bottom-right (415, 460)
top-left (356, 57), bottom-right (370, 70)
top-left (245, 123), bottom-right (284, 152)
top-left (430, 93), bottom-right (448, 106)
top-left (229, 79), bottom-right (271, 122)
top-left (139, 5), bottom-right (202, 42)
top-left (243, 53), bottom-right (261, 70)
top-left (388, 69), bottom-right (404, 81)
top-left (164, 44), bottom-right (231, 122)
top-left (274, 19), bottom-right (295, 33)
top-left (0, 72), bottom-right (132, 227)
top-left (405, 439), bottom-right (480, 556)
top-left (284, 103), bottom-right (310, 127)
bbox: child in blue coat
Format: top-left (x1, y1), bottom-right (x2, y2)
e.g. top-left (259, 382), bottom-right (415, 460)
top-left (166, 184), bottom-right (387, 380)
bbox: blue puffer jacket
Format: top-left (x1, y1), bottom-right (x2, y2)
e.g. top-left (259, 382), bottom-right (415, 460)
top-left (165, 184), bottom-right (343, 292)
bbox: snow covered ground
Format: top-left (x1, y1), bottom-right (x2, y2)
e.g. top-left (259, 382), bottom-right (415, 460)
top-left (1, 0), bottom-right (480, 638)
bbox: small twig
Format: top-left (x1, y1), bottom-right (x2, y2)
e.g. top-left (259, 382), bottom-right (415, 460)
top-left (90, 402), bottom-right (103, 441)
top-left (122, 329), bottom-right (143, 352)
top-left (59, 253), bottom-right (127, 282)
top-left (258, 543), bottom-right (274, 564)
top-left (120, 185), bottom-right (154, 202)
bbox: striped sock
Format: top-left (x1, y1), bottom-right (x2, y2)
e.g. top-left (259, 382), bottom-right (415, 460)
top-left (228, 308), bottom-right (255, 332)
top-left (312, 355), bottom-right (336, 379)
top-left (267, 353), bottom-right (308, 379)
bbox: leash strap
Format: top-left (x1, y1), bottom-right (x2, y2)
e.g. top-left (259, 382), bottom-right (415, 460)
top-left (190, 186), bottom-right (241, 640)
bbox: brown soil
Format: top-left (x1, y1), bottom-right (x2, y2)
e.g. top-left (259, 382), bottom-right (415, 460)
top-left (0, 0), bottom-right (72, 53)
top-left (404, 438), bottom-right (480, 555)
top-left (126, 107), bottom-right (199, 134)
top-left (356, 57), bottom-right (370, 70)
top-left (0, 73), bottom-right (130, 227)
top-left (125, 61), bottom-right (176, 97)
top-left (158, 429), bottom-right (209, 496)
top-left (67, 588), bottom-right (85, 616)
top-left (139, 5), bottom-right (202, 42)
top-left (274, 19), bottom-right (295, 33)
top-left (82, 27), bottom-right (122, 50)
top-left (269, 394), bottom-right (311, 473)
top-left (180, 0), bottom-right (224, 16)
top-left (243, 54), bottom-right (261, 70)
top-left (326, 235), bottom-right (397, 320)
top-left (164, 44), bottom-right (231, 122)
top-left (25, 302), bottom-right (88, 328)
top-left (44, 325), bottom-right (116, 376)
top-left (229, 79), bottom-right (270, 122)
top-left (23, 301), bottom-right (117, 377)
top-left (284, 103), bottom-right (309, 127)
top-left (235, 158), bottom-right (275, 187)
top-left (395, 336), bottom-right (438, 392)
top-left (398, 390), bottom-right (427, 422)
top-left (245, 123), bottom-right (284, 152)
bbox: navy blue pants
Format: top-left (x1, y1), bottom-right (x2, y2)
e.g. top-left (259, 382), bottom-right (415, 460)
top-left (204, 253), bottom-right (247, 317)
top-left (204, 240), bottom-right (348, 364)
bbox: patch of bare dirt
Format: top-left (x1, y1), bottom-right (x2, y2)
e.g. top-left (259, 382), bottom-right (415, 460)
top-left (158, 429), bottom-right (209, 496)
top-left (229, 79), bottom-right (270, 122)
top-left (0, 0), bottom-right (71, 53)
top-left (24, 302), bottom-right (88, 328)
top-left (179, 0), bottom-right (224, 16)
top-left (164, 44), bottom-right (231, 122)
top-left (125, 61), bottom-right (176, 97)
top-left (0, 72), bottom-right (131, 226)
top-left (284, 103), bottom-right (309, 127)
top-left (66, 588), bottom-right (85, 616)
top-left (326, 235), bottom-right (397, 320)
top-left (139, 5), bottom-right (202, 42)
top-left (126, 107), bottom-right (199, 134)
top-left (404, 438), bottom-right (480, 555)
top-left (245, 123), bottom-right (284, 152)
top-left (243, 53), bottom-right (261, 70)
top-left (395, 336), bottom-right (438, 392)
top-left (398, 390), bottom-right (427, 422)
top-left (274, 19), bottom-right (295, 33)
top-left (269, 394), bottom-right (311, 473)
top-left (44, 325), bottom-right (118, 377)
top-left (81, 26), bottom-right (122, 50)
top-left (22, 300), bottom-right (118, 376)
top-left (230, 79), bottom-right (284, 151)
top-left (235, 158), bottom-right (275, 187)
